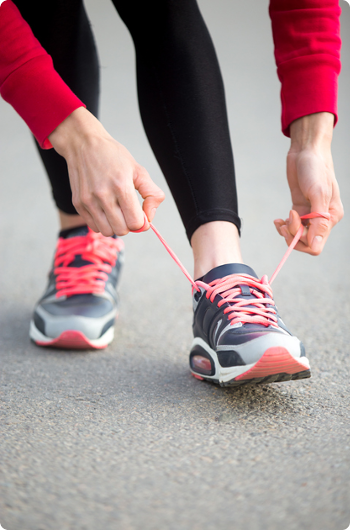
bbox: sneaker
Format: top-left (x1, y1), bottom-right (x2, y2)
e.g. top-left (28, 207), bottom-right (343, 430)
top-left (29, 225), bottom-right (124, 349)
top-left (190, 263), bottom-right (310, 386)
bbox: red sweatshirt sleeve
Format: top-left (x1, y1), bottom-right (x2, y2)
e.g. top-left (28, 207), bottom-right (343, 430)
top-left (0, 0), bottom-right (85, 148)
top-left (269, 0), bottom-right (341, 137)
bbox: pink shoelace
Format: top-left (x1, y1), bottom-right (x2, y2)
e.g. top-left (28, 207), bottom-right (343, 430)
top-left (54, 212), bottom-right (329, 328)
top-left (143, 212), bottom-right (330, 328)
top-left (54, 230), bottom-right (124, 298)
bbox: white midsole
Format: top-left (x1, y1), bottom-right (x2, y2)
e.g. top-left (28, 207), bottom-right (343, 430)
top-left (190, 336), bottom-right (310, 383)
top-left (29, 320), bottom-right (115, 347)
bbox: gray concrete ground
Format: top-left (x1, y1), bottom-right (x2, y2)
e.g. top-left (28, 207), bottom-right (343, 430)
top-left (0, 1), bottom-right (349, 529)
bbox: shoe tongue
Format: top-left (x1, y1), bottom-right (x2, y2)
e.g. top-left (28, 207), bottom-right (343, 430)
top-left (59, 225), bottom-right (89, 239)
top-left (201, 263), bottom-right (258, 284)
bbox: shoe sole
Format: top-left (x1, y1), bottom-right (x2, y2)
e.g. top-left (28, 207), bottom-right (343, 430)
top-left (29, 320), bottom-right (114, 350)
top-left (190, 338), bottom-right (311, 386)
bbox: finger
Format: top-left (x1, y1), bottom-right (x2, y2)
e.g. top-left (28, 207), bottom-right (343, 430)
top-left (100, 200), bottom-right (130, 236)
top-left (72, 184), bottom-right (115, 236)
top-left (276, 212), bottom-right (318, 254)
top-left (129, 212), bottom-right (149, 233)
top-left (116, 182), bottom-right (147, 231)
top-left (71, 200), bottom-right (100, 233)
top-left (273, 219), bottom-right (285, 237)
top-left (287, 210), bottom-right (309, 245)
top-left (80, 210), bottom-right (99, 233)
top-left (306, 193), bottom-right (331, 254)
top-left (134, 167), bottom-right (165, 222)
top-left (275, 212), bottom-right (308, 245)
top-left (279, 224), bottom-right (315, 253)
top-left (329, 180), bottom-right (344, 225)
top-left (86, 206), bottom-right (115, 237)
top-left (286, 210), bottom-right (301, 236)
top-left (92, 175), bottom-right (145, 233)
top-left (307, 217), bottom-right (330, 254)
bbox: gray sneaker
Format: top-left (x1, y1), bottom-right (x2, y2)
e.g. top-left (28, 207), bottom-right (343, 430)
top-left (30, 225), bottom-right (124, 349)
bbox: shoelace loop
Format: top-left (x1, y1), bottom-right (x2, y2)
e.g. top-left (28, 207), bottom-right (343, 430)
top-left (196, 274), bottom-right (278, 327)
top-left (55, 212), bottom-right (329, 322)
top-left (54, 229), bottom-right (124, 298)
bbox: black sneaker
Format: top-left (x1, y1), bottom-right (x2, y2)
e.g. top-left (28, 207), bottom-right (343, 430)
top-left (30, 225), bottom-right (124, 349)
top-left (190, 264), bottom-right (310, 386)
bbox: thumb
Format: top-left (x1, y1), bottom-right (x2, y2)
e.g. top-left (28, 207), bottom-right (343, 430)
top-left (134, 168), bottom-right (165, 222)
top-left (307, 193), bottom-right (331, 255)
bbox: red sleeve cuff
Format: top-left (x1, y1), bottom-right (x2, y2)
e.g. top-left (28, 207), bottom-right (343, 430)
top-left (278, 54), bottom-right (340, 137)
top-left (269, 0), bottom-right (341, 137)
top-left (1, 54), bottom-right (85, 148)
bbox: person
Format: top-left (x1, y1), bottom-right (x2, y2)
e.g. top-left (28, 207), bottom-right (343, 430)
top-left (0, 0), bottom-right (343, 385)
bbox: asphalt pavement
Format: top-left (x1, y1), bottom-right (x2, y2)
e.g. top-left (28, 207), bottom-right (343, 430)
top-left (0, 1), bottom-right (349, 529)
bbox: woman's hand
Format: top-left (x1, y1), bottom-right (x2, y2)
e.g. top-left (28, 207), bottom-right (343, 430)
top-left (274, 112), bottom-right (343, 255)
top-left (49, 107), bottom-right (165, 236)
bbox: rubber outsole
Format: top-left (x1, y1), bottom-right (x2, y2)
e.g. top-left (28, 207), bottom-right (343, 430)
top-left (192, 369), bottom-right (311, 387)
top-left (191, 346), bottom-right (311, 387)
top-left (33, 330), bottom-right (108, 350)
top-left (30, 321), bottom-right (114, 350)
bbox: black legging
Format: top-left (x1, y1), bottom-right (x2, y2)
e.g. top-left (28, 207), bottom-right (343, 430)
top-left (13, 0), bottom-right (240, 241)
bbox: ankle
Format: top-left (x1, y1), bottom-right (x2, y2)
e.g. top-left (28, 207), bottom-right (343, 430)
top-left (58, 210), bottom-right (87, 230)
top-left (191, 221), bottom-right (243, 279)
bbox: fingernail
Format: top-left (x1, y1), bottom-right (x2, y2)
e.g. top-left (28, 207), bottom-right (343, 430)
top-left (150, 208), bottom-right (157, 221)
top-left (312, 235), bottom-right (323, 251)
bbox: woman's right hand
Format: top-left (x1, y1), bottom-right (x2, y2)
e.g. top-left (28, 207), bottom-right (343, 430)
top-left (48, 107), bottom-right (165, 236)
top-left (273, 112), bottom-right (344, 255)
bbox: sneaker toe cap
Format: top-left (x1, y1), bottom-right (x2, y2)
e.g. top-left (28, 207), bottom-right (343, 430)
top-left (217, 332), bottom-right (303, 367)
